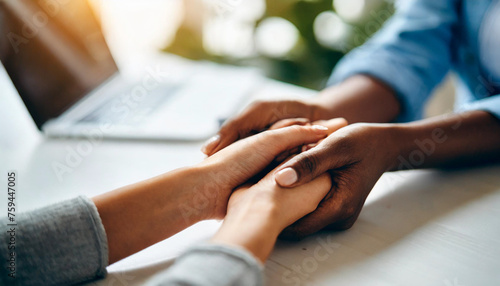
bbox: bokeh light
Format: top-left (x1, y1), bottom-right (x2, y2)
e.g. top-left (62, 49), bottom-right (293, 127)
top-left (333, 0), bottom-right (385, 24)
top-left (313, 11), bottom-right (352, 51)
top-left (255, 17), bottom-right (300, 59)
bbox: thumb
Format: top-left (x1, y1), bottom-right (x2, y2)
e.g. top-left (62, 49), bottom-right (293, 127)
top-left (274, 145), bottom-right (334, 188)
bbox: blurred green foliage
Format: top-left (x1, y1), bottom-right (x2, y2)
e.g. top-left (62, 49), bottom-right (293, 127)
top-left (164, 0), bottom-right (394, 90)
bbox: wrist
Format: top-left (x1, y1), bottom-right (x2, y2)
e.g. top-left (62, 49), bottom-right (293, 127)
top-left (94, 165), bottom-right (220, 263)
top-left (160, 164), bottom-right (226, 223)
top-left (306, 95), bottom-right (338, 121)
top-left (311, 75), bottom-right (401, 123)
top-left (188, 162), bottom-right (234, 220)
top-left (364, 123), bottom-right (407, 172)
top-left (386, 118), bottom-right (463, 171)
top-left (379, 123), bottom-right (419, 171)
top-left (212, 208), bottom-right (281, 263)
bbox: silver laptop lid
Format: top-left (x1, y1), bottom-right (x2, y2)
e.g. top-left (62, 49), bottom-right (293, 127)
top-left (0, 0), bottom-right (118, 129)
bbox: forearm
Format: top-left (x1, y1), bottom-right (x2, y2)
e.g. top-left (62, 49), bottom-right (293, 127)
top-left (310, 75), bottom-right (401, 124)
top-left (391, 110), bottom-right (500, 170)
top-left (93, 166), bottom-right (209, 264)
top-left (95, 125), bottom-right (330, 264)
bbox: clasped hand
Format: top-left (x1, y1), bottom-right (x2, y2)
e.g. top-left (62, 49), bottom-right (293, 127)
top-left (203, 99), bottom-right (400, 241)
top-left (200, 123), bottom-right (344, 262)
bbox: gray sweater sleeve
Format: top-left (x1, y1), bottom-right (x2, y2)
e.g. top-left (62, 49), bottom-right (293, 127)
top-left (146, 243), bottom-right (264, 286)
top-left (0, 196), bottom-right (109, 286)
top-left (0, 196), bottom-right (263, 286)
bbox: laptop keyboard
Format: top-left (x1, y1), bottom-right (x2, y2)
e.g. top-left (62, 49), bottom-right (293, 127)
top-left (78, 84), bottom-right (179, 125)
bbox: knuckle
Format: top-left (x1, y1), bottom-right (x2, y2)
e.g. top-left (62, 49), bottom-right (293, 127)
top-left (339, 220), bottom-right (356, 230)
top-left (342, 205), bottom-right (358, 220)
top-left (288, 124), bottom-right (305, 134)
top-left (280, 225), bottom-right (309, 241)
top-left (297, 152), bottom-right (319, 175)
top-left (325, 204), bottom-right (343, 223)
top-left (338, 117), bottom-right (349, 126)
top-left (218, 124), bottom-right (239, 141)
top-left (336, 134), bottom-right (355, 149)
top-left (261, 128), bottom-right (281, 142)
top-left (254, 130), bottom-right (282, 152)
top-left (250, 99), bottom-right (269, 109)
top-left (332, 201), bottom-right (360, 229)
top-left (295, 118), bottom-right (311, 125)
top-left (332, 194), bottom-right (356, 217)
top-left (325, 219), bottom-right (355, 231)
top-left (219, 117), bottom-right (239, 132)
top-left (222, 117), bottom-right (254, 140)
top-left (269, 125), bottom-right (302, 142)
top-left (289, 99), bottom-right (306, 109)
top-left (218, 122), bottom-right (232, 135)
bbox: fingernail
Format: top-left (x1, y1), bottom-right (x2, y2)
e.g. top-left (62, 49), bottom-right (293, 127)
top-left (301, 145), bottom-right (307, 152)
top-left (302, 144), bottom-right (314, 152)
top-left (275, 168), bottom-right (298, 186)
top-left (311, 125), bottom-right (328, 132)
top-left (201, 134), bottom-right (220, 154)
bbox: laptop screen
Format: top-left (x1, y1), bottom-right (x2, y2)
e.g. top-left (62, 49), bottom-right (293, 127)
top-left (0, 0), bottom-right (117, 128)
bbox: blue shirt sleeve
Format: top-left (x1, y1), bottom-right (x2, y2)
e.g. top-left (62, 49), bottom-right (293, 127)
top-left (329, 0), bottom-right (460, 122)
top-left (458, 93), bottom-right (500, 120)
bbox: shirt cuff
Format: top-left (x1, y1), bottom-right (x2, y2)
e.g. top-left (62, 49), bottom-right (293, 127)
top-left (456, 94), bottom-right (500, 120)
top-left (328, 50), bottom-right (429, 122)
top-left (146, 243), bottom-right (263, 286)
top-left (3, 196), bottom-right (109, 285)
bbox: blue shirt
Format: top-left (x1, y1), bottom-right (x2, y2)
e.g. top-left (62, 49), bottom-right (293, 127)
top-left (329, 0), bottom-right (500, 122)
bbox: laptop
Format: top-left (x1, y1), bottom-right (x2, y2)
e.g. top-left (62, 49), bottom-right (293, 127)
top-left (0, 0), bottom-right (261, 140)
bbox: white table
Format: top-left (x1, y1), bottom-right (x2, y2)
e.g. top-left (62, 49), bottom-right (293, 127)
top-left (1, 61), bottom-right (500, 286)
